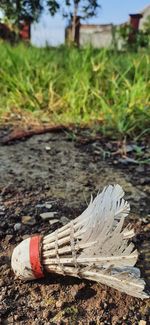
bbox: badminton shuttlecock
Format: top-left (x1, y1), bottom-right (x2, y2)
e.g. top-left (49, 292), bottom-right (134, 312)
top-left (11, 185), bottom-right (149, 299)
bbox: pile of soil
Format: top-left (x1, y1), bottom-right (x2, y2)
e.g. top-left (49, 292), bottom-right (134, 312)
top-left (0, 128), bottom-right (150, 324)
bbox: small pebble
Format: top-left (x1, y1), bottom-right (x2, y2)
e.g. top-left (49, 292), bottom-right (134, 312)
top-left (36, 203), bottom-right (46, 208)
top-left (0, 211), bottom-right (5, 216)
top-left (40, 212), bottom-right (57, 220)
top-left (22, 215), bottom-right (36, 225)
top-left (70, 285), bottom-right (78, 298)
top-left (49, 219), bottom-right (59, 225)
top-left (61, 216), bottom-right (70, 225)
top-left (144, 224), bottom-right (150, 232)
top-left (5, 234), bottom-right (13, 242)
top-left (14, 223), bottom-right (22, 231)
top-left (45, 146), bottom-right (51, 151)
top-left (136, 166), bottom-right (145, 173)
top-left (1, 221), bottom-right (7, 229)
top-left (56, 300), bottom-right (63, 308)
top-left (7, 316), bottom-right (14, 323)
top-left (22, 234), bottom-right (30, 240)
top-left (139, 321), bottom-right (147, 325)
top-left (45, 203), bottom-right (52, 209)
top-left (112, 315), bottom-right (119, 324)
top-left (0, 205), bottom-right (5, 211)
top-left (35, 202), bottom-right (53, 210)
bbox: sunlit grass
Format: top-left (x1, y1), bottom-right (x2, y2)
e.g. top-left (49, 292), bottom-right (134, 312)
top-left (0, 41), bottom-right (150, 137)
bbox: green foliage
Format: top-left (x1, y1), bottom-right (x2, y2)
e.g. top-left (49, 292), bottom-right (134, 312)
top-left (143, 15), bottom-right (150, 34)
top-left (0, 0), bottom-right (43, 23)
top-left (117, 20), bottom-right (150, 51)
top-left (0, 0), bottom-right (101, 22)
top-left (47, 0), bottom-right (101, 18)
top-left (0, 42), bottom-right (150, 138)
top-left (0, 1), bottom-right (101, 44)
top-left (118, 24), bottom-right (131, 43)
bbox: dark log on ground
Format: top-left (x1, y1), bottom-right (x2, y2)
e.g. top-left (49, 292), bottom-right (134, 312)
top-left (1, 124), bottom-right (72, 144)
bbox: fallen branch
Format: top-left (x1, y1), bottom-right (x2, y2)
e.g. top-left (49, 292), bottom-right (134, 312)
top-left (1, 124), bottom-right (71, 144)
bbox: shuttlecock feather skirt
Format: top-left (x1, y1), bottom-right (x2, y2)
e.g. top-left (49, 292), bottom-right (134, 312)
top-left (11, 185), bottom-right (149, 299)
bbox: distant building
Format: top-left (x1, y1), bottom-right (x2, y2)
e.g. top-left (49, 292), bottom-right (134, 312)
top-left (80, 23), bottom-right (113, 48)
top-left (19, 18), bottom-right (31, 40)
top-left (65, 18), bottom-right (113, 48)
top-left (0, 18), bottom-right (31, 42)
top-left (65, 5), bottom-right (150, 48)
top-left (139, 5), bottom-right (150, 30)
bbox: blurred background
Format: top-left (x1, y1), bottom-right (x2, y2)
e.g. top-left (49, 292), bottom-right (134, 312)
top-left (0, 1), bottom-right (150, 136)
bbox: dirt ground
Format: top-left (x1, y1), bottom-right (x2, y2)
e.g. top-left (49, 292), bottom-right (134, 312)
top-left (0, 128), bottom-right (150, 324)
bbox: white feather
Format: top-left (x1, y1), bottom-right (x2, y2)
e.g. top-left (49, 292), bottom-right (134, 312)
top-left (42, 184), bottom-right (149, 299)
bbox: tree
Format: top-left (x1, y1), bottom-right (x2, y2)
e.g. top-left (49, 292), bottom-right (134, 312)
top-left (0, 1), bottom-right (43, 24)
top-left (47, 1), bottom-right (101, 42)
top-left (0, 1), bottom-right (101, 41)
top-left (143, 15), bottom-right (150, 34)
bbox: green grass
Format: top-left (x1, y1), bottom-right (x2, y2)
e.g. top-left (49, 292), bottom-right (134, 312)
top-left (0, 41), bottom-right (150, 137)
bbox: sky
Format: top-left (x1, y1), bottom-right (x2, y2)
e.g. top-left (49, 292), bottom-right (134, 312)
top-left (31, 1), bottom-right (150, 47)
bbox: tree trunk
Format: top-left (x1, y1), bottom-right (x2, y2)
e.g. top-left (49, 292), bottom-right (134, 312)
top-left (72, 2), bottom-right (78, 43)
top-left (16, 0), bottom-right (21, 25)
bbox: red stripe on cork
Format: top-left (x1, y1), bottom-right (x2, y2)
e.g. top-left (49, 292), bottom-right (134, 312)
top-left (29, 236), bottom-right (44, 278)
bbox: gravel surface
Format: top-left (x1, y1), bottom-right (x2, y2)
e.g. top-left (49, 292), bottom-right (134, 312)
top-left (0, 129), bottom-right (150, 324)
